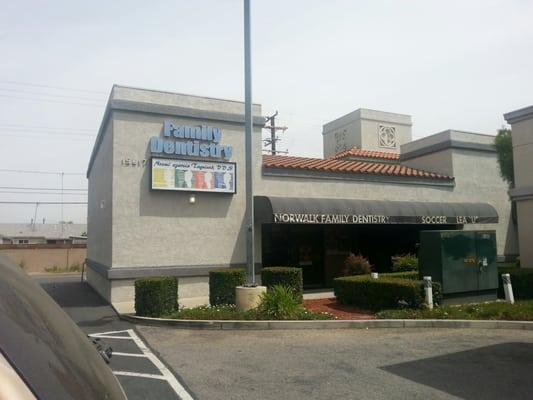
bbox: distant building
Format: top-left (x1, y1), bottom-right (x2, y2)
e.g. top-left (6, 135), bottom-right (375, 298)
top-left (0, 224), bottom-right (87, 245)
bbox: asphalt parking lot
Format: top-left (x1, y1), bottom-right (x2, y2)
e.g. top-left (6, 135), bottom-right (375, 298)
top-left (37, 275), bottom-right (533, 400)
top-left (36, 275), bottom-right (194, 400)
top-left (136, 326), bottom-right (533, 400)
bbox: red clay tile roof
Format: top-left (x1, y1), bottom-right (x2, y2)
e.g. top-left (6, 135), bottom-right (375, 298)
top-left (331, 147), bottom-right (400, 160)
top-left (262, 154), bottom-right (454, 181)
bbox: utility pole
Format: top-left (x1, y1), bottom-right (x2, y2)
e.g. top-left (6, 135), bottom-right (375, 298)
top-left (32, 202), bottom-right (39, 232)
top-left (243, 0), bottom-right (255, 285)
top-left (263, 111), bottom-right (288, 155)
top-left (60, 171), bottom-right (64, 235)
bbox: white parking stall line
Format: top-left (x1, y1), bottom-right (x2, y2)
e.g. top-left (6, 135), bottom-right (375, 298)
top-left (113, 371), bottom-right (168, 380)
top-left (90, 329), bottom-right (134, 336)
top-left (89, 335), bottom-right (133, 340)
top-left (126, 329), bottom-right (194, 400)
top-left (112, 352), bottom-right (149, 358)
top-left (89, 329), bottom-right (194, 400)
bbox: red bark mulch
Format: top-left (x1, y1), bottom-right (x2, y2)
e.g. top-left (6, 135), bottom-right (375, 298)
top-left (304, 297), bottom-right (375, 320)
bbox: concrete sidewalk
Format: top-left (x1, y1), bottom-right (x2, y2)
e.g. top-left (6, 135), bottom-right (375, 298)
top-left (35, 275), bottom-right (131, 334)
top-left (34, 275), bottom-right (194, 400)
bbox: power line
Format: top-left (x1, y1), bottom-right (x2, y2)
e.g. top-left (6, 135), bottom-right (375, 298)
top-left (0, 201), bottom-right (87, 205)
top-left (0, 133), bottom-right (95, 141)
top-left (0, 191), bottom-right (88, 195)
top-left (0, 88), bottom-right (106, 102)
top-left (0, 129), bottom-right (95, 137)
top-left (0, 80), bottom-right (108, 94)
top-left (0, 168), bottom-right (85, 176)
top-left (0, 94), bottom-right (103, 107)
top-left (0, 186), bottom-right (86, 191)
top-left (0, 123), bottom-right (95, 132)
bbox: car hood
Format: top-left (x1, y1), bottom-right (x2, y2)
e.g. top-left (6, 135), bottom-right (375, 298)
top-left (0, 254), bottom-right (126, 400)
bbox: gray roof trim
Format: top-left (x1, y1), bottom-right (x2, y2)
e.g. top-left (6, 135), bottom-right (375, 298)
top-left (86, 98), bottom-right (114, 178)
top-left (322, 108), bottom-right (412, 132)
top-left (401, 139), bottom-right (495, 161)
top-left (86, 259), bottom-right (254, 280)
top-left (509, 186), bottom-right (533, 201)
top-left (87, 97), bottom-right (265, 177)
top-left (113, 84), bottom-right (262, 106)
top-left (254, 196), bottom-right (498, 224)
top-left (110, 99), bottom-right (266, 126)
top-left (262, 167), bottom-right (455, 187)
top-left (504, 105), bottom-right (533, 124)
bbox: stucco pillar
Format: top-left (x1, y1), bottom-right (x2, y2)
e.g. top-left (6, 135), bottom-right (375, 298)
top-left (504, 106), bottom-right (533, 268)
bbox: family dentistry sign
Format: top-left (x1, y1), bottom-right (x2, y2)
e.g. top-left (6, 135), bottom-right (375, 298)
top-left (150, 121), bottom-right (233, 160)
top-left (273, 213), bottom-right (483, 224)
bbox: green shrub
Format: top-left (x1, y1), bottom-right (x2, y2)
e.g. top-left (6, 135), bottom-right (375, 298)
top-left (391, 254), bottom-right (418, 272)
top-left (380, 271), bottom-right (419, 280)
top-left (334, 275), bottom-right (442, 311)
top-left (209, 268), bottom-right (246, 305)
top-left (261, 267), bottom-right (303, 302)
top-left (163, 303), bottom-right (335, 321)
top-left (256, 285), bottom-right (301, 320)
top-left (377, 300), bottom-right (533, 321)
top-left (343, 253), bottom-right (372, 276)
top-left (135, 277), bottom-right (178, 317)
top-left (498, 267), bottom-right (533, 300)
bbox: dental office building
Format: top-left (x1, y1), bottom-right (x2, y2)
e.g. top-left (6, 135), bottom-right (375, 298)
top-left (86, 85), bottom-right (517, 313)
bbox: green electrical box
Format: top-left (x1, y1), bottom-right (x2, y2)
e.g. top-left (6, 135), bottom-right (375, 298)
top-left (419, 230), bottom-right (498, 304)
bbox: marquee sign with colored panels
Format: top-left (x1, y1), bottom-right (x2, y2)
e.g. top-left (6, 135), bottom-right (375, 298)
top-left (151, 158), bottom-right (236, 194)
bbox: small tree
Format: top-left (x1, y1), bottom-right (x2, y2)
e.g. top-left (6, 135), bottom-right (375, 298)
top-left (391, 254), bottom-right (418, 272)
top-left (494, 128), bottom-right (514, 188)
top-left (343, 253), bottom-right (372, 276)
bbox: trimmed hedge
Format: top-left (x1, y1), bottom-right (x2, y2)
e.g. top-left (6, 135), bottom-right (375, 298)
top-left (334, 275), bottom-right (442, 311)
top-left (261, 267), bottom-right (303, 302)
top-left (380, 271), bottom-right (418, 280)
top-left (498, 267), bottom-right (533, 300)
top-left (135, 277), bottom-right (178, 317)
top-left (209, 268), bottom-right (246, 305)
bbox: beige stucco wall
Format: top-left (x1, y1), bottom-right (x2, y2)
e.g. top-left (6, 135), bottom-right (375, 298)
top-left (401, 149), bottom-right (454, 177)
top-left (506, 110), bottom-right (533, 267)
top-left (511, 118), bottom-right (533, 187)
top-left (516, 201), bottom-right (533, 267)
top-left (451, 149), bottom-right (518, 256)
top-left (359, 118), bottom-right (412, 153)
top-left (323, 109), bottom-right (412, 157)
top-left (87, 122), bottom-right (113, 267)
top-left (0, 247), bottom-right (86, 273)
top-left (110, 111), bottom-right (262, 269)
top-left (323, 120), bottom-right (361, 157)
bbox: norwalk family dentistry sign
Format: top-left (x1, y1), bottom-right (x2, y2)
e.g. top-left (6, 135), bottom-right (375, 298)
top-left (150, 121), bottom-right (233, 160)
top-left (274, 214), bottom-right (391, 224)
top-left (273, 213), bottom-right (484, 224)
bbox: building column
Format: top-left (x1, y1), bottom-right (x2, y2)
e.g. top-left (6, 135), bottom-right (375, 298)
top-left (505, 106), bottom-right (533, 268)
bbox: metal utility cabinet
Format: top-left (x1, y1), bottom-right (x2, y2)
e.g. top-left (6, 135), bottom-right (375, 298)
top-left (419, 230), bottom-right (498, 304)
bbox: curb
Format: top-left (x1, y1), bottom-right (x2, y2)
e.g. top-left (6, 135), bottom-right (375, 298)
top-left (120, 314), bottom-right (533, 331)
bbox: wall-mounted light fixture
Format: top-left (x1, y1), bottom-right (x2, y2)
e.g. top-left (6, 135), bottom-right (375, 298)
top-left (189, 195), bottom-right (196, 205)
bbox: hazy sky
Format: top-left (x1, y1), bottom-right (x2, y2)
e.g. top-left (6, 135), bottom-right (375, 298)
top-left (0, 0), bottom-right (532, 223)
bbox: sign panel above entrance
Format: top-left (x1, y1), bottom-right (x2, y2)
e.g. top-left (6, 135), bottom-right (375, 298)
top-left (254, 196), bottom-right (498, 225)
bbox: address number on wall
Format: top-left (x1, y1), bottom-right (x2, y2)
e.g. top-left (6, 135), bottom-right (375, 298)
top-left (121, 159), bottom-right (147, 167)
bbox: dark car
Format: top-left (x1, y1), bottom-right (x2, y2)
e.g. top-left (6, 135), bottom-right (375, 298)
top-left (0, 254), bottom-right (127, 400)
